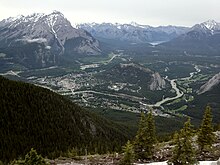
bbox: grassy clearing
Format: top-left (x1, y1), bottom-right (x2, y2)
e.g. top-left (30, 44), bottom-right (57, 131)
top-left (173, 105), bottom-right (188, 112)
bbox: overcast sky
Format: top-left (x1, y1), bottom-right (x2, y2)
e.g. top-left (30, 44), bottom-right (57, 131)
top-left (0, 0), bottom-right (219, 27)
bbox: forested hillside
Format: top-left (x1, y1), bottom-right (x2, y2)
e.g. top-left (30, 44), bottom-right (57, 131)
top-left (0, 76), bottom-right (131, 162)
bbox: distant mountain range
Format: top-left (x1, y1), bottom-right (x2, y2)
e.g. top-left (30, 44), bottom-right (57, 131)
top-left (0, 11), bottom-right (101, 68)
top-left (77, 22), bottom-right (189, 44)
top-left (0, 11), bottom-right (220, 69)
top-left (78, 19), bottom-right (220, 55)
top-left (161, 20), bottom-right (220, 55)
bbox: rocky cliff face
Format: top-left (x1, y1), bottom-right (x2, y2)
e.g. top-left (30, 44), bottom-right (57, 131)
top-left (119, 63), bottom-right (166, 91)
top-left (0, 11), bottom-right (101, 68)
top-left (149, 72), bottom-right (166, 91)
top-left (198, 72), bottom-right (220, 94)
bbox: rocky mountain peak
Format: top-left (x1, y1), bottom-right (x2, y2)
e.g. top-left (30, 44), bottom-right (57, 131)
top-left (0, 11), bottom-right (70, 31)
top-left (51, 10), bottom-right (63, 15)
top-left (0, 11), bottom-right (101, 68)
top-left (149, 72), bottom-right (166, 91)
top-left (202, 19), bottom-right (219, 31)
top-left (191, 20), bottom-right (220, 33)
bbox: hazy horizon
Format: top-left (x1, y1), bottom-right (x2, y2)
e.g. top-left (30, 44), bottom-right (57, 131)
top-left (0, 0), bottom-right (219, 27)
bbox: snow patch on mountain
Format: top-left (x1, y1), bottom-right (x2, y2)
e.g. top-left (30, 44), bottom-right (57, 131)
top-left (191, 20), bottom-right (220, 35)
top-left (27, 13), bottom-right (45, 23)
top-left (77, 22), bottom-right (189, 43)
top-left (0, 11), bottom-right (101, 68)
top-left (202, 20), bottom-right (220, 31)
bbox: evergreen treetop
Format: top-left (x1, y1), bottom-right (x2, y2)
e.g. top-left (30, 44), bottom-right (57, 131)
top-left (119, 140), bottom-right (135, 165)
top-left (168, 118), bottom-right (198, 165)
top-left (10, 148), bottom-right (49, 165)
top-left (134, 110), bottom-right (157, 161)
top-left (197, 105), bottom-right (216, 152)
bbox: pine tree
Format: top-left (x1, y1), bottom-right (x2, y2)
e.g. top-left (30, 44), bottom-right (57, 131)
top-left (11, 148), bottom-right (49, 165)
top-left (134, 111), bottom-right (157, 160)
top-left (197, 105), bottom-right (216, 152)
top-left (145, 110), bottom-right (157, 157)
top-left (134, 112), bottom-right (146, 160)
top-left (168, 132), bottom-right (181, 165)
top-left (168, 118), bottom-right (198, 165)
top-left (119, 141), bottom-right (135, 165)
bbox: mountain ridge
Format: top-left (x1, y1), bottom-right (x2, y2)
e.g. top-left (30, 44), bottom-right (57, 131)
top-left (0, 76), bottom-right (130, 162)
top-left (160, 20), bottom-right (220, 55)
top-left (0, 11), bottom-right (101, 68)
top-left (198, 72), bottom-right (220, 95)
top-left (77, 22), bottom-right (189, 43)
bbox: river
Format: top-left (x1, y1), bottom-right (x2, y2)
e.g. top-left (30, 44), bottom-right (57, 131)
top-left (70, 65), bottom-right (201, 109)
top-left (141, 65), bottom-right (200, 108)
top-left (47, 64), bottom-right (200, 110)
top-left (140, 78), bottom-right (184, 108)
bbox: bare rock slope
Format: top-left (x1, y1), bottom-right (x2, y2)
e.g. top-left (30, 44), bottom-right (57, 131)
top-left (0, 11), bottom-right (101, 68)
top-left (198, 72), bottom-right (220, 94)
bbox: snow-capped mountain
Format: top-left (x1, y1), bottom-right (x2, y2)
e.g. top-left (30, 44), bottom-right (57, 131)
top-left (0, 11), bottom-right (101, 68)
top-left (161, 20), bottom-right (220, 55)
top-left (188, 20), bottom-right (220, 37)
top-left (200, 19), bottom-right (220, 31)
top-left (77, 22), bottom-right (189, 44)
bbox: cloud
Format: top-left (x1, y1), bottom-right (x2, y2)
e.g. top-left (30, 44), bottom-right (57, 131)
top-left (0, 0), bottom-right (219, 26)
top-left (16, 38), bottom-right (47, 44)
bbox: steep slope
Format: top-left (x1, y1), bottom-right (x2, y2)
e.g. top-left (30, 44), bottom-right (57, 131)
top-left (97, 63), bottom-right (166, 91)
top-left (0, 11), bottom-right (101, 68)
top-left (198, 72), bottom-right (220, 94)
top-left (184, 73), bottom-right (220, 123)
top-left (78, 22), bottom-right (188, 44)
top-left (161, 20), bottom-right (220, 55)
top-left (185, 84), bottom-right (220, 124)
top-left (0, 76), bottom-right (130, 162)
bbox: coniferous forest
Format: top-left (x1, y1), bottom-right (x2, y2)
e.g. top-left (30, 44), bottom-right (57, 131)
top-left (0, 76), bottom-right (219, 164)
top-left (0, 76), bottom-right (131, 162)
top-left (0, 2), bottom-right (220, 164)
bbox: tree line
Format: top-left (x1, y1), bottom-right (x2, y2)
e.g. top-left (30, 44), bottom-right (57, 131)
top-left (120, 105), bottom-right (217, 165)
